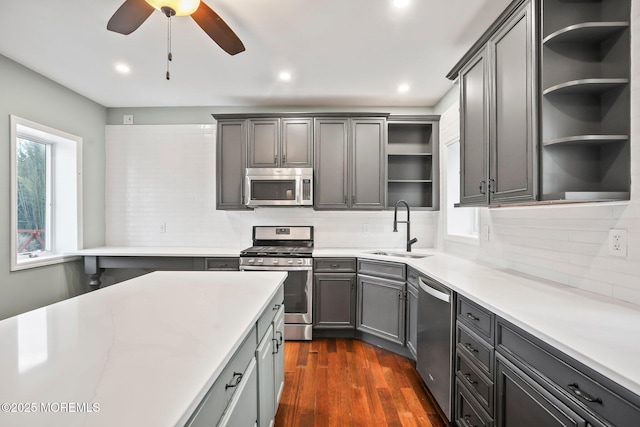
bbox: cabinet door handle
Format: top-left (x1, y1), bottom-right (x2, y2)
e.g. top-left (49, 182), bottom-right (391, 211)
top-left (463, 373), bottom-right (478, 386)
top-left (273, 304), bottom-right (281, 311)
top-left (344, 196), bottom-right (347, 205)
top-left (276, 330), bottom-right (283, 345)
top-left (465, 312), bottom-right (480, 322)
top-left (488, 178), bottom-right (496, 194)
top-left (272, 338), bottom-right (280, 354)
top-left (352, 195), bottom-right (355, 205)
top-left (225, 372), bottom-right (243, 389)
top-left (568, 383), bottom-right (602, 404)
top-left (479, 180), bottom-right (486, 195)
top-left (464, 342), bottom-right (478, 353)
top-left (283, 154), bottom-right (286, 163)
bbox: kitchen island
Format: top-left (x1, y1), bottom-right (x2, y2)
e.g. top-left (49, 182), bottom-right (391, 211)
top-left (0, 271), bottom-right (286, 427)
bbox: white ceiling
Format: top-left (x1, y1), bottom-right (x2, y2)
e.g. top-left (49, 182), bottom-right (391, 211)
top-left (0, 0), bottom-right (512, 108)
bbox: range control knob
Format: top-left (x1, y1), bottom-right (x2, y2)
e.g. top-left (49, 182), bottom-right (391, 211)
top-left (287, 260), bottom-right (294, 265)
top-left (257, 259), bottom-right (264, 264)
top-left (248, 259), bottom-right (255, 264)
top-left (273, 259), bottom-right (279, 265)
top-left (297, 259), bottom-right (304, 265)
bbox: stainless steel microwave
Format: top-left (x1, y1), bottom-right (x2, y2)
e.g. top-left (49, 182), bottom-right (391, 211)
top-left (244, 168), bottom-right (313, 207)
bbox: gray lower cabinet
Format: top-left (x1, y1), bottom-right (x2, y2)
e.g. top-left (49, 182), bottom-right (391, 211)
top-left (216, 120), bottom-right (248, 209)
top-left (451, 294), bottom-right (640, 427)
top-left (186, 286), bottom-right (284, 427)
top-left (456, 0), bottom-right (536, 206)
top-left (314, 273), bottom-right (356, 329)
top-left (406, 269), bottom-right (419, 359)
top-left (356, 259), bottom-right (407, 345)
top-left (314, 258), bottom-right (357, 330)
top-left (495, 354), bottom-right (585, 427)
top-left (257, 325), bottom-right (276, 427)
top-left (314, 117), bottom-right (386, 210)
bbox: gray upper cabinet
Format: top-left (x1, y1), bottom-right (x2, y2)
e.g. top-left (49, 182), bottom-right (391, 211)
top-left (314, 118), bottom-right (349, 209)
top-left (458, 0), bottom-right (536, 206)
top-left (451, 0), bottom-right (631, 205)
top-left (314, 117), bottom-right (386, 210)
top-left (248, 119), bottom-right (279, 168)
top-left (281, 118), bottom-right (313, 167)
top-left (248, 118), bottom-right (312, 168)
top-left (459, 48), bottom-right (490, 206)
top-left (216, 120), bottom-right (247, 209)
top-left (489, 2), bottom-right (536, 204)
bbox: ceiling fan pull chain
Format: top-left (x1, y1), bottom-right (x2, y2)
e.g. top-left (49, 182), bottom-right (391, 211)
top-left (166, 13), bottom-right (172, 80)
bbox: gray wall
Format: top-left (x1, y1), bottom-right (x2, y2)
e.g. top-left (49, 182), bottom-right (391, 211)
top-left (0, 54), bottom-right (106, 320)
top-left (106, 105), bottom-right (435, 125)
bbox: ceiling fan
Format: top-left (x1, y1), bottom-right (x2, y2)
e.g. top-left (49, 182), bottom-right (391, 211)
top-left (107, 0), bottom-right (245, 57)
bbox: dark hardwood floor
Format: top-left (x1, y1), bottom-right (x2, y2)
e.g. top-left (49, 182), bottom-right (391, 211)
top-left (274, 338), bottom-right (448, 427)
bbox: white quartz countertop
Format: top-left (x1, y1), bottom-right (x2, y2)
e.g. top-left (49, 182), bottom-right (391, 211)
top-left (71, 246), bottom-right (640, 397)
top-left (0, 271), bottom-right (286, 427)
top-left (73, 246), bottom-right (243, 257)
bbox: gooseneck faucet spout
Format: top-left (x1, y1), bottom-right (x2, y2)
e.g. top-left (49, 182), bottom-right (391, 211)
top-left (393, 200), bottom-right (418, 252)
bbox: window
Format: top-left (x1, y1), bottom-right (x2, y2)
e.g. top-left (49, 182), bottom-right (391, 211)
top-left (444, 138), bottom-right (479, 243)
top-left (10, 115), bottom-right (83, 271)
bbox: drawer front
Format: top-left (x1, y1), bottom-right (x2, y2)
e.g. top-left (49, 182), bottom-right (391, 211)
top-left (218, 357), bottom-right (258, 427)
top-left (358, 259), bottom-right (406, 281)
top-left (456, 351), bottom-right (494, 415)
top-left (457, 321), bottom-right (494, 377)
top-left (457, 297), bottom-right (494, 343)
top-left (455, 378), bottom-right (494, 427)
top-left (407, 267), bottom-right (420, 290)
top-left (314, 258), bottom-right (356, 273)
top-left (257, 286), bottom-right (284, 340)
top-left (187, 328), bottom-right (257, 427)
top-left (497, 320), bottom-right (640, 427)
top-left (205, 257), bottom-right (239, 271)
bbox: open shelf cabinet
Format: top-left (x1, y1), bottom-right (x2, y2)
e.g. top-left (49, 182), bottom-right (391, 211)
top-left (386, 116), bottom-right (439, 210)
top-left (540, 0), bottom-right (630, 201)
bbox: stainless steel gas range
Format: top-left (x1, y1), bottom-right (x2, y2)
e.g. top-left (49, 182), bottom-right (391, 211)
top-left (239, 226), bottom-right (313, 340)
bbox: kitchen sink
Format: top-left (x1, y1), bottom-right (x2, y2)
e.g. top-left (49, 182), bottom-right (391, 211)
top-left (368, 251), bottom-right (431, 259)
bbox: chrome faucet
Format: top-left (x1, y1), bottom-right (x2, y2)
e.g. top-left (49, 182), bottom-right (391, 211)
top-left (393, 200), bottom-right (418, 252)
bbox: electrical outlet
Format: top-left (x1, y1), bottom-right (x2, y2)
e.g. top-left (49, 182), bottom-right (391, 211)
top-left (608, 229), bottom-right (627, 257)
top-left (123, 114), bottom-right (134, 125)
top-left (159, 222), bottom-right (166, 233)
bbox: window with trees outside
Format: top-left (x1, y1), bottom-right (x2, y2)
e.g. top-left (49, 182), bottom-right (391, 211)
top-left (10, 116), bottom-right (83, 271)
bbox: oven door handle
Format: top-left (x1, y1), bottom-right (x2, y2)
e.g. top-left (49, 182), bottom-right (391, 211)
top-left (240, 266), bottom-right (312, 272)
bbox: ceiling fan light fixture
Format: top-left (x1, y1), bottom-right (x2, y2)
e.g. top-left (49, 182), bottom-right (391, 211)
top-left (145, 0), bottom-right (201, 16)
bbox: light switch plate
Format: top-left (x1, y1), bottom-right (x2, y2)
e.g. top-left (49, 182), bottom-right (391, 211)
top-left (123, 114), bottom-right (134, 125)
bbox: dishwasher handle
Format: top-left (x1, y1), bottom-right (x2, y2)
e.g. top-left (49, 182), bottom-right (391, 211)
top-left (419, 277), bottom-right (451, 303)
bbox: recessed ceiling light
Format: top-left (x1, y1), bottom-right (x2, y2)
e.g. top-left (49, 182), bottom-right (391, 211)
top-left (115, 63), bottom-right (130, 75)
top-left (393, 0), bottom-right (410, 8)
top-left (279, 71), bottom-right (292, 82)
top-left (398, 84), bottom-right (410, 93)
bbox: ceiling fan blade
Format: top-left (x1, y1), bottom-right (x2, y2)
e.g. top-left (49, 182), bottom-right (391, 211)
top-left (107, 0), bottom-right (155, 35)
top-left (191, 2), bottom-right (246, 55)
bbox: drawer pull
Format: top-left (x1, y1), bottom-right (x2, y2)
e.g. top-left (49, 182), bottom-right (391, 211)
top-left (273, 304), bottom-right (281, 311)
top-left (568, 383), bottom-right (602, 404)
top-left (464, 342), bottom-right (478, 353)
top-left (225, 372), bottom-right (243, 390)
top-left (465, 312), bottom-right (480, 322)
top-left (463, 373), bottom-right (478, 386)
top-left (330, 264), bottom-right (339, 268)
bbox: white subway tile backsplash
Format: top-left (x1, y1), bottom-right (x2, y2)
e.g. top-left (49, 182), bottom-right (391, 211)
top-left (105, 124), bottom-right (436, 250)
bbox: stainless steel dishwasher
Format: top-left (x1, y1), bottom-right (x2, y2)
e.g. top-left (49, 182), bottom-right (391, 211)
top-left (417, 275), bottom-right (454, 422)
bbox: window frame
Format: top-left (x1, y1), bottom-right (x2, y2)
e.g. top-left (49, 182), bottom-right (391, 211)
top-left (10, 115), bottom-right (83, 271)
top-left (443, 137), bottom-right (480, 245)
